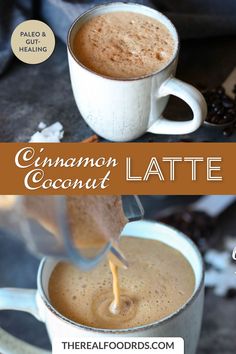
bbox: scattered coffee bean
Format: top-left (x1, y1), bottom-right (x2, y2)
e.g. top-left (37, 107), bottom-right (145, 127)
top-left (222, 98), bottom-right (234, 109)
top-left (157, 210), bottom-right (214, 254)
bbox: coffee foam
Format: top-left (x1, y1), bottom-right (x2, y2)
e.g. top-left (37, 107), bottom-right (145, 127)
top-left (73, 12), bottom-right (175, 79)
top-left (49, 237), bottom-right (195, 329)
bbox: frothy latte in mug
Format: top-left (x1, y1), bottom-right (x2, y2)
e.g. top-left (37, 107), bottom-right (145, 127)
top-left (49, 237), bottom-right (195, 329)
top-left (73, 12), bottom-right (175, 79)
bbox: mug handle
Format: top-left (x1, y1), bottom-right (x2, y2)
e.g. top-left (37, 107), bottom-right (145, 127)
top-left (148, 76), bottom-right (207, 135)
top-left (0, 288), bottom-right (50, 354)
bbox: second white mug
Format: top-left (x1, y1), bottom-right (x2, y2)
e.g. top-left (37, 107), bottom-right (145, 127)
top-left (0, 221), bottom-right (204, 354)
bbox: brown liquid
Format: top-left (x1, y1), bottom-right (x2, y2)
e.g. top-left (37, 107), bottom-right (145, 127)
top-left (49, 237), bottom-right (195, 329)
top-left (108, 258), bottom-right (121, 313)
top-left (73, 12), bottom-right (175, 79)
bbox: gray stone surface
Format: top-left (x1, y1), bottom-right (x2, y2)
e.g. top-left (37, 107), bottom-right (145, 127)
top-left (0, 196), bottom-right (236, 352)
top-left (0, 36), bottom-right (236, 142)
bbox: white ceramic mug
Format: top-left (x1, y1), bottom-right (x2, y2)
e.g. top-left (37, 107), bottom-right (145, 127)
top-left (0, 221), bottom-right (204, 354)
top-left (67, 2), bottom-right (207, 142)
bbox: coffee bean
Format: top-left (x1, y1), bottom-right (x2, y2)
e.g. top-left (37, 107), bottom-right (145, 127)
top-left (212, 100), bottom-right (222, 108)
top-left (157, 210), bottom-right (214, 255)
top-left (218, 118), bottom-right (226, 124)
top-left (202, 84), bottom-right (236, 135)
top-left (228, 109), bottom-right (235, 115)
top-left (216, 108), bottom-right (225, 116)
top-left (216, 87), bottom-right (225, 95)
top-left (208, 116), bottom-right (218, 124)
top-left (222, 98), bottom-right (234, 108)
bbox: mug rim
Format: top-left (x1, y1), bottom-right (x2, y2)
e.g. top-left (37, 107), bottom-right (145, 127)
top-left (37, 220), bottom-right (204, 334)
top-left (67, 2), bottom-right (180, 82)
